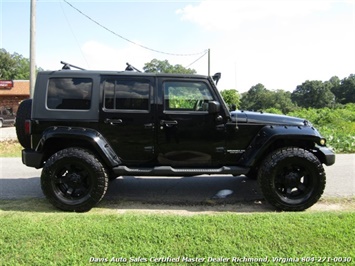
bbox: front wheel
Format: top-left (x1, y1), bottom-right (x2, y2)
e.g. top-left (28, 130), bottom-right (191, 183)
top-left (258, 147), bottom-right (325, 211)
top-left (41, 148), bottom-right (108, 212)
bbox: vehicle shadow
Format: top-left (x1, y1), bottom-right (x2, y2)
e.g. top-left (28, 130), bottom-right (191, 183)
top-left (0, 175), bottom-right (276, 213)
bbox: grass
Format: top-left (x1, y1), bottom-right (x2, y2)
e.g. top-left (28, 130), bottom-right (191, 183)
top-left (0, 199), bottom-right (354, 265)
top-left (0, 130), bottom-right (354, 265)
top-left (0, 140), bottom-right (22, 157)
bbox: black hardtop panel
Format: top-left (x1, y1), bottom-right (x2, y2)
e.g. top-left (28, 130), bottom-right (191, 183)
top-left (33, 71), bottom-right (210, 121)
top-left (33, 72), bottom-right (101, 121)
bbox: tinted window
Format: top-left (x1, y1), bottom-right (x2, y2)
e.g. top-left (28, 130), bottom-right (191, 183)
top-left (47, 78), bottom-right (92, 110)
top-left (163, 81), bottom-right (214, 111)
top-left (103, 79), bottom-right (150, 111)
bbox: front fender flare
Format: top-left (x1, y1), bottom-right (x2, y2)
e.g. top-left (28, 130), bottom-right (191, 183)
top-left (237, 125), bottom-right (325, 167)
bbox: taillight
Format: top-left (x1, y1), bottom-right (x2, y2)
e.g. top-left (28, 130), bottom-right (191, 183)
top-left (25, 120), bottom-right (31, 135)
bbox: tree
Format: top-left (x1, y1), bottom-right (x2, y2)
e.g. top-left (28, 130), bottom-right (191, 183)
top-left (270, 90), bottom-right (295, 114)
top-left (0, 49), bottom-right (41, 80)
top-left (291, 80), bottom-right (335, 108)
top-left (332, 74), bottom-right (355, 104)
top-left (220, 89), bottom-right (240, 110)
top-left (240, 84), bottom-right (295, 113)
top-left (328, 76), bottom-right (341, 90)
top-left (0, 48), bottom-right (17, 79)
top-left (240, 83), bottom-right (273, 111)
top-left (143, 59), bottom-right (196, 74)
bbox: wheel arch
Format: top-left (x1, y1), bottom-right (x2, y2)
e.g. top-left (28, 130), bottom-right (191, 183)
top-left (37, 127), bottom-right (120, 168)
top-left (239, 125), bottom-right (327, 170)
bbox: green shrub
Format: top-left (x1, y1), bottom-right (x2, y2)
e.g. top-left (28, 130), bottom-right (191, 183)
top-left (287, 104), bottom-right (355, 153)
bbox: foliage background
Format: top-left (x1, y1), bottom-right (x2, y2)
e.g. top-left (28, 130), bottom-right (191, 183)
top-left (288, 104), bottom-right (355, 153)
top-left (0, 49), bottom-right (42, 79)
top-left (219, 75), bottom-right (355, 153)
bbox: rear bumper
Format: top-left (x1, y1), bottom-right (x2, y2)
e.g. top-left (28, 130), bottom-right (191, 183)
top-left (22, 149), bottom-right (43, 169)
top-left (317, 146), bottom-right (336, 166)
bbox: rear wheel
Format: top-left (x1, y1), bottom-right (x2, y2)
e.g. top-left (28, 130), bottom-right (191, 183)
top-left (41, 148), bottom-right (108, 212)
top-left (258, 147), bottom-right (325, 211)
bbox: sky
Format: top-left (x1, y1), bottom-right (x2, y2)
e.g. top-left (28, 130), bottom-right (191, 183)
top-left (1, 0), bottom-right (354, 92)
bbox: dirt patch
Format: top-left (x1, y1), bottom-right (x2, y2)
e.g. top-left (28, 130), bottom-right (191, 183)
top-left (95, 200), bottom-right (273, 215)
top-left (1, 198), bottom-right (353, 215)
top-left (309, 198), bottom-right (355, 212)
top-left (93, 198), bottom-right (355, 215)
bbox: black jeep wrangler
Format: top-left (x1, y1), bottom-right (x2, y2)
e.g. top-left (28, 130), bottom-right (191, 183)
top-left (16, 62), bottom-right (335, 212)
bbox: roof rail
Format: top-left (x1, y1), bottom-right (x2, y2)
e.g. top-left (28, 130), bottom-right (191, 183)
top-left (60, 61), bottom-right (86, 70)
top-left (125, 63), bottom-right (142, 73)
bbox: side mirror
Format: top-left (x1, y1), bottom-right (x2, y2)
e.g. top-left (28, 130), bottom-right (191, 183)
top-left (208, 101), bottom-right (220, 114)
top-left (212, 73), bottom-right (221, 85)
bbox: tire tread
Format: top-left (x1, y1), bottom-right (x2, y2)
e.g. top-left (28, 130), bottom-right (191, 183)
top-left (258, 147), bottom-right (326, 211)
top-left (41, 147), bottom-right (108, 212)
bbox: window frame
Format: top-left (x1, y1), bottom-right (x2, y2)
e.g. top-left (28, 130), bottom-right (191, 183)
top-left (102, 77), bottom-right (151, 113)
top-left (46, 77), bottom-right (93, 111)
top-left (163, 80), bottom-right (215, 114)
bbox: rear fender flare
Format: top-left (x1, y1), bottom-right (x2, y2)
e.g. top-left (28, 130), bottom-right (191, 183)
top-left (37, 126), bottom-right (120, 167)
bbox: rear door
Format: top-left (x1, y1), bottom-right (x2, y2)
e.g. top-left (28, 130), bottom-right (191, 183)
top-left (99, 76), bottom-right (155, 165)
top-left (156, 78), bottom-right (225, 167)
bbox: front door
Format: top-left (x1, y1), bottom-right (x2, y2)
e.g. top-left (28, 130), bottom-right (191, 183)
top-left (99, 76), bottom-right (155, 165)
top-left (157, 79), bottom-right (225, 167)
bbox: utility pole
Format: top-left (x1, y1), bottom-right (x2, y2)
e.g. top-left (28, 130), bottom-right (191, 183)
top-left (29, 0), bottom-right (36, 98)
top-left (208, 48), bottom-right (210, 76)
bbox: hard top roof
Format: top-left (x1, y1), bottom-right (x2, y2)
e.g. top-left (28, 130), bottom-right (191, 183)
top-left (39, 70), bottom-right (209, 79)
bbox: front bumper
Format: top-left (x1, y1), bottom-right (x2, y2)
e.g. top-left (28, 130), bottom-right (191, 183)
top-left (317, 146), bottom-right (336, 166)
top-left (22, 149), bottom-right (43, 169)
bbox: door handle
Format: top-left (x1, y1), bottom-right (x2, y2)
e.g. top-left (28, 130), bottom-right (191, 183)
top-left (105, 118), bottom-right (123, 125)
top-left (144, 123), bottom-right (154, 129)
top-left (160, 120), bottom-right (178, 127)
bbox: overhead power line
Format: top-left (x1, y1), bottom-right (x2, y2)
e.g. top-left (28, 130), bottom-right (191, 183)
top-left (185, 50), bottom-right (208, 68)
top-left (59, 1), bottom-right (90, 68)
top-left (63, 0), bottom-right (207, 57)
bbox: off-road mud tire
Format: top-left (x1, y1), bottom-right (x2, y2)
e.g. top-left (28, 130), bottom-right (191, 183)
top-left (258, 147), bottom-right (325, 211)
top-left (41, 147), bottom-right (108, 212)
